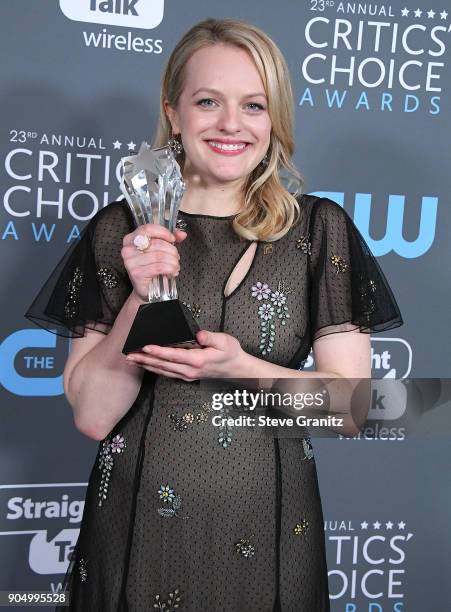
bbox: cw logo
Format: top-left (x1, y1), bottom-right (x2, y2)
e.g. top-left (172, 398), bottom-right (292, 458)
top-left (0, 330), bottom-right (65, 397)
top-left (312, 191), bottom-right (438, 258)
top-left (60, 0), bottom-right (165, 29)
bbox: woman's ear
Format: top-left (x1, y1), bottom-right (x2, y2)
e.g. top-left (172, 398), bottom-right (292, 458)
top-left (164, 100), bottom-right (180, 134)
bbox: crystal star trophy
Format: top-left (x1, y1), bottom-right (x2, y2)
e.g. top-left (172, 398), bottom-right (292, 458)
top-left (120, 142), bottom-right (199, 354)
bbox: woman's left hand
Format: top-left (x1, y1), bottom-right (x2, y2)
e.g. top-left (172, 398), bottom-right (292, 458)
top-left (125, 330), bottom-right (246, 381)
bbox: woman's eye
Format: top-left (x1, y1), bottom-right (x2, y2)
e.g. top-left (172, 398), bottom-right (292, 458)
top-left (246, 103), bottom-right (265, 111)
top-left (197, 98), bottom-right (217, 108)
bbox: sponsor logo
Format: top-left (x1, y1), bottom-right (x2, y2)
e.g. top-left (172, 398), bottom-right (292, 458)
top-left (303, 337), bottom-right (412, 379)
top-left (0, 483), bottom-right (87, 575)
top-left (312, 191), bottom-right (437, 258)
top-left (325, 517), bottom-right (413, 608)
top-left (60, 0), bottom-right (165, 29)
top-left (0, 329), bottom-right (66, 397)
top-left (300, 3), bottom-right (451, 115)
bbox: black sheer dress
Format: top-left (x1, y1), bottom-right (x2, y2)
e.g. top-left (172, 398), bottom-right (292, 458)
top-left (25, 194), bottom-right (402, 611)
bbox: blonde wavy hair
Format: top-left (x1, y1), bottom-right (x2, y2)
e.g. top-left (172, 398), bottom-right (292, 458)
top-left (152, 18), bottom-right (304, 241)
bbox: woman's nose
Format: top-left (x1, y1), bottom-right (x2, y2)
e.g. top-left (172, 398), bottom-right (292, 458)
top-left (216, 104), bottom-right (242, 133)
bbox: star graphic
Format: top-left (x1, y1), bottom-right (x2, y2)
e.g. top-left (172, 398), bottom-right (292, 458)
top-left (414, 9), bottom-right (422, 18)
top-left (373, 521), bottom-right (381, 529)
top-left (113, 140), bottom-right (122, 149)
top-left (427, 9), bottom-right (435, 18)
top-left (361, 521), bottom-right (368, 529)
top-left (386, 521), bottom-right (394, 529)
top-left (401, 8), bottom-right (409, 16)
top-left (127, 141), bottom-right (136, 151)
top-left (440, 10), bottom-right (448, 19)
top-left (398, 521), bottom-right (406, 529)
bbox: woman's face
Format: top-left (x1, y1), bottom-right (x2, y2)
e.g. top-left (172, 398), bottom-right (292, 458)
top-left (165, 43), bottom-right (272, 188)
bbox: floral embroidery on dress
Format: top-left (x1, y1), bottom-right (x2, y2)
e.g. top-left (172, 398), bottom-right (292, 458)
top-left (157, 484), bottom-right (190, 519)
top-left (78, 557), bottom-right (88, 582)
top-left (176, 217), bottom-right (188, 231)
top-left (330, 254), bottom-right (348, 274)
top-left (359, 276), bottom-right (377, 321)
top-left (97, 434), bottom-right (126, 507)
top-left (293, 519), bottom-right (310, 536)
top-left (153, 588), bottom-right (182, 610)
top-left (97, 267), bottom-right (119, 289)
top-left (181, 301), bottom-right (201, 319)
top-left (296, 234), bottom-right (312, 255)
top-left (302, 437), bottom-right (314, 460)
top-left (251, 280), bottom-right (293, 355)
top-left (64, 266), bottom-right (84, 319)
top-left (217, 402), bottom-right (232, 449)
top-left (169, 402), bottom-right (214, 431)
top-left (235, 535), bottom-right (255, 558)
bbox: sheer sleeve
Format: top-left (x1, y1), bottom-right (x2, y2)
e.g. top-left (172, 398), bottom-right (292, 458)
top-left (308, 197), bottom-right (403, 341)
top-left (24, 200), bottom-right (135, 338)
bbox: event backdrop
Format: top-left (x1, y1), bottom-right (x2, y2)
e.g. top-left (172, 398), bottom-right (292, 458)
top-left (1, 1), bottom-right (450, 610)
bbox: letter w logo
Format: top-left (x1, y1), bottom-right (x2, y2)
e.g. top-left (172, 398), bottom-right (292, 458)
top-left (354, 194), bottom-right (438, 258)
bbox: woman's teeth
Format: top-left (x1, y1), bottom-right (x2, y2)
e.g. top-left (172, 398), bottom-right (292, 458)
top-left (208, 141), bottom-right (247, 151)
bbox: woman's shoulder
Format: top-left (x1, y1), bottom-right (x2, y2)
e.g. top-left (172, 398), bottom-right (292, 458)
top-left (295, 193), bottom-right (348, 218)
top-left (84, 198), bottom-right (135, 240)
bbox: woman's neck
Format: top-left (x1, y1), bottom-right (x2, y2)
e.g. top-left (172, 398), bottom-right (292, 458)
top-left (179, 175), bottom-right (245, 217)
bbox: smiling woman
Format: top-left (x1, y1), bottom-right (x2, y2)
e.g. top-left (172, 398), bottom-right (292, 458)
top-left (25, 16), bottom-right (402, 612)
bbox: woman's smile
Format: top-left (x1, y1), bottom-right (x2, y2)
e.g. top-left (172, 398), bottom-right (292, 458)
top-left (205, 139), bottom-right (251, 156)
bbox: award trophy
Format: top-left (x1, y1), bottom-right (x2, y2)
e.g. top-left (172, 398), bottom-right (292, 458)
top-left (120, 142), bottom-right (199, 354)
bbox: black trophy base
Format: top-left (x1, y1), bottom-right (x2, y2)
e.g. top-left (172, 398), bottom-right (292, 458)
top-left (122, 299), bottom-right (200, 354)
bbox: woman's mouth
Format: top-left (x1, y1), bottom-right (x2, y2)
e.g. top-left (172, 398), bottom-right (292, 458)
top-left (206, 140), bottom-right (250, 156)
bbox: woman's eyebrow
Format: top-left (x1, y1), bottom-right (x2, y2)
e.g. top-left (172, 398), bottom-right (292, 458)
top-left (192, 87), bottom-right (267, 100)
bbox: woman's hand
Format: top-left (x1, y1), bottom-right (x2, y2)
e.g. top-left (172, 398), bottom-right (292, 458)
top-left (121, 224), bottom-right (187, 302)
top-left (125, 329), bottom-right (247, 382)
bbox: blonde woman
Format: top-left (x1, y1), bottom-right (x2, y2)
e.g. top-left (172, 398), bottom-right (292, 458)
top-left (26, 18), bottom-right (402, 611)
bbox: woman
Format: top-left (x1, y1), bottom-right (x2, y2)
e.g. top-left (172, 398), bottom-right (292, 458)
top-left (26, 18), bottom-right (402, 611)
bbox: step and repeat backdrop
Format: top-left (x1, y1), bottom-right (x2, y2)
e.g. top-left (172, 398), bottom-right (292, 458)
top-left (1, 1), bottom-right (450, 610)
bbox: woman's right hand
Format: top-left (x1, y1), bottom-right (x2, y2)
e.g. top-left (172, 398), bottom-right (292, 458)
top-left (121, 224), bottom-right (187, 302)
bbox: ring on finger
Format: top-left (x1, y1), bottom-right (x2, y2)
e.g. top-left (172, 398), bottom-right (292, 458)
top-left (133, 234), bottom-right (151, 252)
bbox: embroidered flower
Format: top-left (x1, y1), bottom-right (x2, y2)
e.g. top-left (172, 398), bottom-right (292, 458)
top-left (153, 588), bottom-right (182, 610)
top-left (78, 557), bottom-right (88, 582)
top-left (176, 217), bottom-right (188, 231)
top-left (302, 437), bottom-right (314, 460)
top-left (97, 434), bottom-right (126, 507)
top-left (251, 282), bottom-right (271, 300)
top-left (235, 535), bottom-right (255, 558)
top-left (258, 303), bottom-right (275, 321)
top-left (182, 301), bottom-right (202, 319)
top-left (270, 291), bottom-right (286, 307)
top-left (252, 280), bottom-right (293, 355)
top-left (169, 402), bottom-right (214, 431)
top-left (158, 484), bottom-right (175, 504)
top-left (157, 485), bottom-right (189, 519)
top-left (64, 266), bottom-right (84, 319)
top-left (110, 434), bottom-right (126, 454)
top-left (330, 254), bottom-right (348, 274)
top-left (296, 234), bottom-right (312, 255)
top-left (97, 267), bottom-right (119, 289)
top-left (217, 404), bottom-right (233, 448)
top-left (293, 519), bottom-right (309, 536)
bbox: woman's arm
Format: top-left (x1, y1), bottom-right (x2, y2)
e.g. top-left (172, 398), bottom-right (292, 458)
top-left (64, 292), bottom-right (146, 441)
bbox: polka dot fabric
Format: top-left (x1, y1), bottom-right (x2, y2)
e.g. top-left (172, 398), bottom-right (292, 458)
top-left (25, 194), bottom-right (402, 611)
